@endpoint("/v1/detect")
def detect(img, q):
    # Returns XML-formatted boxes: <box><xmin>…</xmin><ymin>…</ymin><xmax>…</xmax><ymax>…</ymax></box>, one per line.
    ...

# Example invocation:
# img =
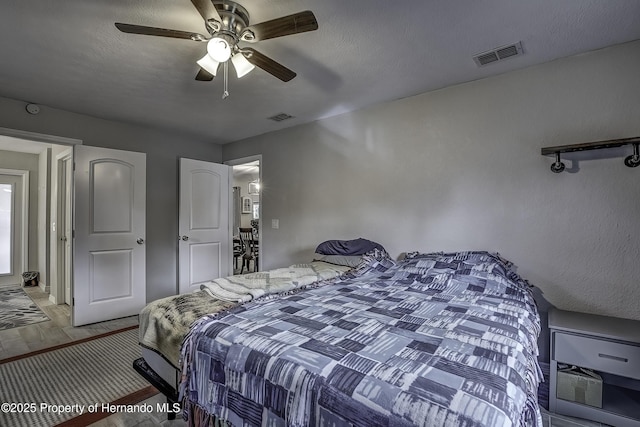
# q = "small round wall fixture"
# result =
<box><xmin>624</xmin><ymin>143</ymin><xmax>640</xmax><ymax>168</ymax></box>
<box><xmin>25</xmin><ymin>103</ymin><xmax>40</xmax><ymax>115</ymax></box>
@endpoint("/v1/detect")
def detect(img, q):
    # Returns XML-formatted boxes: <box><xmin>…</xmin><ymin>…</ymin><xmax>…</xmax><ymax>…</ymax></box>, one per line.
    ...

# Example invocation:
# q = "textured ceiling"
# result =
<box><xmin>1</xmin><ymin>0</ymin><xmax>640</xmax><ymax>145</ymax></box>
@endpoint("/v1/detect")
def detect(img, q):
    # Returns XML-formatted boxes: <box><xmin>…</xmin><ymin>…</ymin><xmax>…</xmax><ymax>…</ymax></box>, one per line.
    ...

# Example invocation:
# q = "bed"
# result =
<box><xmin>178</xmin><ymin>251</ymin><xmax>543</xmax><ymax>427</ymax></box>
<box><xmin>135</xmin><ymin>257</ymin><xmax>360</xmax><ymax>408</ymax></box>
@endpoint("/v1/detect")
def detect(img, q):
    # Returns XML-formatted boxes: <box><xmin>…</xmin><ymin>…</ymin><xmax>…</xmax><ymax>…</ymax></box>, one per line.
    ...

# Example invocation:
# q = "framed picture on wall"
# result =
<box><xmin>242</xmin><ymin>197</ymin><xmax>252</xmax><ymax>213</ymax></box>
<box><xmin>248</xmin><ymin>180</ymin><xmax>260</xmax><ymax>195</ymax></box>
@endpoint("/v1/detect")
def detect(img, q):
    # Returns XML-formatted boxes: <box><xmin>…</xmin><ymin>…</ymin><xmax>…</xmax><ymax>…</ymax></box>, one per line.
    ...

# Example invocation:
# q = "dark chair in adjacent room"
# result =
<box><xmin>233</xmin><ymin>234</ymin><xmax>244</xmax><ymax>272</ymax></box>
<box><xmin>239</xmin><ymin>227</ymin><xmax>259</xmax><ymax>273</ymax></box>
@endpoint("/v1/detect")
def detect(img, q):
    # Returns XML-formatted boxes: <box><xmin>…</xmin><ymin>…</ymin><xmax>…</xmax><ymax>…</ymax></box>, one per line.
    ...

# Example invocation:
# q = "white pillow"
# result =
<box><xmin>312</xmin><ymin>253</ymin><xmax>362</xmax><ymax>267</ymax></box>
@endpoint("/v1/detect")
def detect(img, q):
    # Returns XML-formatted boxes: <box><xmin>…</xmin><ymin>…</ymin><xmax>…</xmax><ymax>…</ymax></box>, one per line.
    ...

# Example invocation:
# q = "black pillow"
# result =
<box><xmin>315</xmin><ymin>238</ymin><xmax>385</xmax><ymax>256</ymax></box>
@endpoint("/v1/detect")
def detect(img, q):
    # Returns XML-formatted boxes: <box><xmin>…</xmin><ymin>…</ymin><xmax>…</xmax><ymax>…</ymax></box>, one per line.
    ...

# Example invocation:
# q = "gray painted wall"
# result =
<box><xmin>223</xmin><ymin>40</ymin><xmax>640</xmax><ymax>324</ymax></box>
<box><xmin>0</xmin><ymin>96</ymin><xmax>221</xmax><ymax>302</ymax></box>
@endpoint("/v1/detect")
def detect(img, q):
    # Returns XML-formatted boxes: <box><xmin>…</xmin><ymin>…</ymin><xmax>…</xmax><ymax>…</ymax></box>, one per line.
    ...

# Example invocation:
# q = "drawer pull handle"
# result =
<box><xmin>598</xmin><ymin>353</ymin><xmax>628</xmax><ymax>363</ymax></box>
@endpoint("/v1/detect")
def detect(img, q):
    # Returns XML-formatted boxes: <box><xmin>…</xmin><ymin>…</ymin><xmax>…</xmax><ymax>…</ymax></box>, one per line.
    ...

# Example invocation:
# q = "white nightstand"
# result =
<box><xmin>549</xmin><ymin>308</ymin><xmax>640</xmax><ymax>427</ymax></box>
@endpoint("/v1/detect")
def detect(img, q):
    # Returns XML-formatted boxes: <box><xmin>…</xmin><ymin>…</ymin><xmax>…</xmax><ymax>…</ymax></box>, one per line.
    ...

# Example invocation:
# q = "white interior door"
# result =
<box><xmin>178</xmin><ymin>158</ymin><xmax>230</xmax><ymax>294</ymax></box>
<box><xmin>73</xmin><ymin>145</ymin><xmax>146</xmax><ymax>326</ymax></box>
<box><xmin>0</xmin><ymin>174</ymin><xmax>23</xmax><ymax>286</ymax></box>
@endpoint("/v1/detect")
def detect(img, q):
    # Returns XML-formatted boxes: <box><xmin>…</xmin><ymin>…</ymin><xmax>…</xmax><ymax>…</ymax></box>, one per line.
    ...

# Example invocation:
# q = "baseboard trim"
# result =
<box><xmin>39</xmin><ymin>281</ymin><xmax>49</xmax><ymax>293</ymax></box>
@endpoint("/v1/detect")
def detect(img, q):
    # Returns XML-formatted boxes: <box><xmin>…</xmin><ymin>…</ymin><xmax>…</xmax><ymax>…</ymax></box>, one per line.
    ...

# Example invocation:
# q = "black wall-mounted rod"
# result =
<box><xmin>541</xmin><ymin>136</ymin><xmax>640</xmax><ymax>155</ymax></box>
<box><xmin>541</xmin><ymin>136</ymin><xmax>640</xmax><ymax>172</ymax></box>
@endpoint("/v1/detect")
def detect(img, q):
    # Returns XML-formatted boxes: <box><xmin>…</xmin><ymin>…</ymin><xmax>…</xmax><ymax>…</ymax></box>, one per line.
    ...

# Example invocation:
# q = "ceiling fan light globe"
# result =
<box><xmin>231</xmin><ymin>52</ymin><xmax>255</xmax><ymax>78</ymax></box>
<box><xmin>207</xmin><ymin>37</ymin><xmax>232</xmax><ymax>62</ymax></box>
<box><xmin>196</xmin><ymin>54</ymin><xmax>220</xmax><ymax>76</ymax></box>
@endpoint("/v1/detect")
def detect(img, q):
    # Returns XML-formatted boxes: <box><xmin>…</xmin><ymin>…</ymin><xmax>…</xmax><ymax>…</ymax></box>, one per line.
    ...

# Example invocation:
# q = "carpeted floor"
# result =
<box><xmin>0</xmin><ymin>327</ymin><xmax>149</xmax><ymax>427</ymax></box>
<box><xmin>0</xmin><ymin>285</ymin><xmax>50</xmax><ymax>330</ymax></box>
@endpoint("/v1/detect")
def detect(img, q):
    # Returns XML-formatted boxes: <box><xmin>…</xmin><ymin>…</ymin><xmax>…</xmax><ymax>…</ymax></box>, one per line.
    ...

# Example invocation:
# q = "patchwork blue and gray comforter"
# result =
<box><xmin>179</xmin><ymin>251</ymin><xmax>542</xmax><ymax>427</ymax></box>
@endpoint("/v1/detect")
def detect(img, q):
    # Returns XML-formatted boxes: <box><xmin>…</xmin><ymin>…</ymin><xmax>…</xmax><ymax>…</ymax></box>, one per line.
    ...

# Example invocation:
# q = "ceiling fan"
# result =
<box><xmin>115</xmin><ymin>0</ymin><xmax>318</xmax><ymax>96</ymax></box>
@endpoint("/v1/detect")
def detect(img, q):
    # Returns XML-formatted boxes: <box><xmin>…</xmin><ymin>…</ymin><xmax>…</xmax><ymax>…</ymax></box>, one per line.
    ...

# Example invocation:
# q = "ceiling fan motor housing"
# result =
<box><xmin>212</xmin><ymin>1</ymin><xmax>250</xmax><ymax>37</ymax></box>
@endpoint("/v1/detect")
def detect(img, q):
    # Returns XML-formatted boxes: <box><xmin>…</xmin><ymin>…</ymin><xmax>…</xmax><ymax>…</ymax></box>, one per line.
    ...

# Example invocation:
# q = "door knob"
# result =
<box><xmin>137</xmin><ymin>238</ymin><xmax>145</xmax><ymax>245</ymax></box>
<box><xmin>181</xmin><ymin>235</ymin><xmax>189</xmax><ymax>241</ymax></box>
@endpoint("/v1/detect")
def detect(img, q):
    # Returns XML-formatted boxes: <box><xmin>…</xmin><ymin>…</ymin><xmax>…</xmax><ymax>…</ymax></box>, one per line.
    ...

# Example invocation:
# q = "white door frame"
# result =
<box><xmin>0</xmin><ymin>169</ymin><xmax>28</xmax><ymax>284</ymax></box>
<box><xmin>55</xmin><ymin>149</ymin><xmax>73</xmax><ymax>304</ymax></box>
<box><xmin>224</xmin><ymin>154</ymin><xmax>262</xmax><ymax>273</ymax></box>
<box><xmin>0</xmin><ymin>127</ymin><xmax>82</xmax><ymax>146</ymax></box>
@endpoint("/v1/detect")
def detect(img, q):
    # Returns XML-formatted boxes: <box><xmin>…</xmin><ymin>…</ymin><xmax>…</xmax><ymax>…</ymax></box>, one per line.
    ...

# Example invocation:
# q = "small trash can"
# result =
<box><xmin>22</xmin><ymin>271</ymin><xmax>39</xmax><ymax>287</ymax></box>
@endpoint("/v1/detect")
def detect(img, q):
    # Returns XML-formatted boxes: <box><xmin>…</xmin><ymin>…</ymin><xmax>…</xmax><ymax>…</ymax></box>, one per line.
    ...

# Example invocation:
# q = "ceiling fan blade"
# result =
<box><xmin>191</xmin><ymin>0</ymin><xmax>223</xmax><ymax>27</ymax></box>
<box><xmin>240</xmin><ymin>11</ymin><xmax>318</xmax><ymax>42</ymax></box>
<box><xmin>115</xmin><ymin>23</ymin><xmax>206</xmax><ymax>41</ymax></box>
<box><xmin>242</xmin><ymin>48</ymin><xmax>296</xmax><ymax>82</ymax></box>
<box><xmin>195</xmin><ymin>68</ymin><xmax>215</xmax><ymax>81</ymax></box>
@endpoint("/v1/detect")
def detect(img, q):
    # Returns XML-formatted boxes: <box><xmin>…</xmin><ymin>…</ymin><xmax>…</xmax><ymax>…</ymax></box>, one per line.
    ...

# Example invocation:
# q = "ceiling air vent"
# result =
<box><xmin>473</xmin><ymin>42</ymin><xmax>523</xmax><ymax>67</ymax></box>
<box><xmin>267</xmin><ymin>113</ymin><xmax>294</xmax><ymax>122</ymax></box>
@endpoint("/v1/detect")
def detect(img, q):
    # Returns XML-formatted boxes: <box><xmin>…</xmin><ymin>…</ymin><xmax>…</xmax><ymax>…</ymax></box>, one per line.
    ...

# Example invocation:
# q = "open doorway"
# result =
<box><xmin>0</xmin><ymin>131</ymin><xmax>77</xmax><ymax>324</ymax></box>
<box><xmin>226</xmin><ymin>156</ymin><xmax>261</xmax><ymax>275</ymax></box>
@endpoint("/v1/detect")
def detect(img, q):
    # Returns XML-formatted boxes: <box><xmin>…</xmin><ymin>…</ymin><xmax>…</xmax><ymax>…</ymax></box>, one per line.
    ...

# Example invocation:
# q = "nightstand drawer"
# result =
<box><xmin>555</xmin><ymin>332</ymin><xmax>640</xmax><ymax>380</ymax></box>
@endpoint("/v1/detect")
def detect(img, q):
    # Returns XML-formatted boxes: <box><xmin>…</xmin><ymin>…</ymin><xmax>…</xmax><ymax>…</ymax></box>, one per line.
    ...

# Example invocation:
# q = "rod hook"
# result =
<box><xmin>624</xmin><ymin>143</ymin><xmax>640</xmax><ymax>168</ymax></box>
<box><xmin>550</xmin><ymin>152</ymin><xmax>565</xmax><ymax>173</ymax></box>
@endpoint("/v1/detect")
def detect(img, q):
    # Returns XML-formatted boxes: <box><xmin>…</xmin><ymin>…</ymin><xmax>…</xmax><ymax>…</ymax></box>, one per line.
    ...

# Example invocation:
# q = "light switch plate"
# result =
<box><xmin>271</xmin><ymin>219</ymin><xmax>279</xmax><ymax>229</ymax></box>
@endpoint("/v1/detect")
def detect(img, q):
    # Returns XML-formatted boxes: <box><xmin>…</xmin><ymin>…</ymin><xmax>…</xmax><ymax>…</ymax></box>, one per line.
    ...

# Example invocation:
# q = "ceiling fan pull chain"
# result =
<box><xmin>222</xmin><ymin>61</ymin><xmax>230</xmax><ymax>99</ymax></box>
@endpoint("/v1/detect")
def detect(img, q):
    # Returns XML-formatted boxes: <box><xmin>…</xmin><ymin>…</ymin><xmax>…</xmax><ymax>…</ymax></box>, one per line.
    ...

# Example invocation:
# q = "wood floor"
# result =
<box><xmin>0</xmin><ymin>285</ymin><xmax>138</xmax><ymax>360</ymax></box>
<box><xmin>1</xmin><ymin>285</ymin><xmax>605</xmax><ymax>427</ymax></box>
